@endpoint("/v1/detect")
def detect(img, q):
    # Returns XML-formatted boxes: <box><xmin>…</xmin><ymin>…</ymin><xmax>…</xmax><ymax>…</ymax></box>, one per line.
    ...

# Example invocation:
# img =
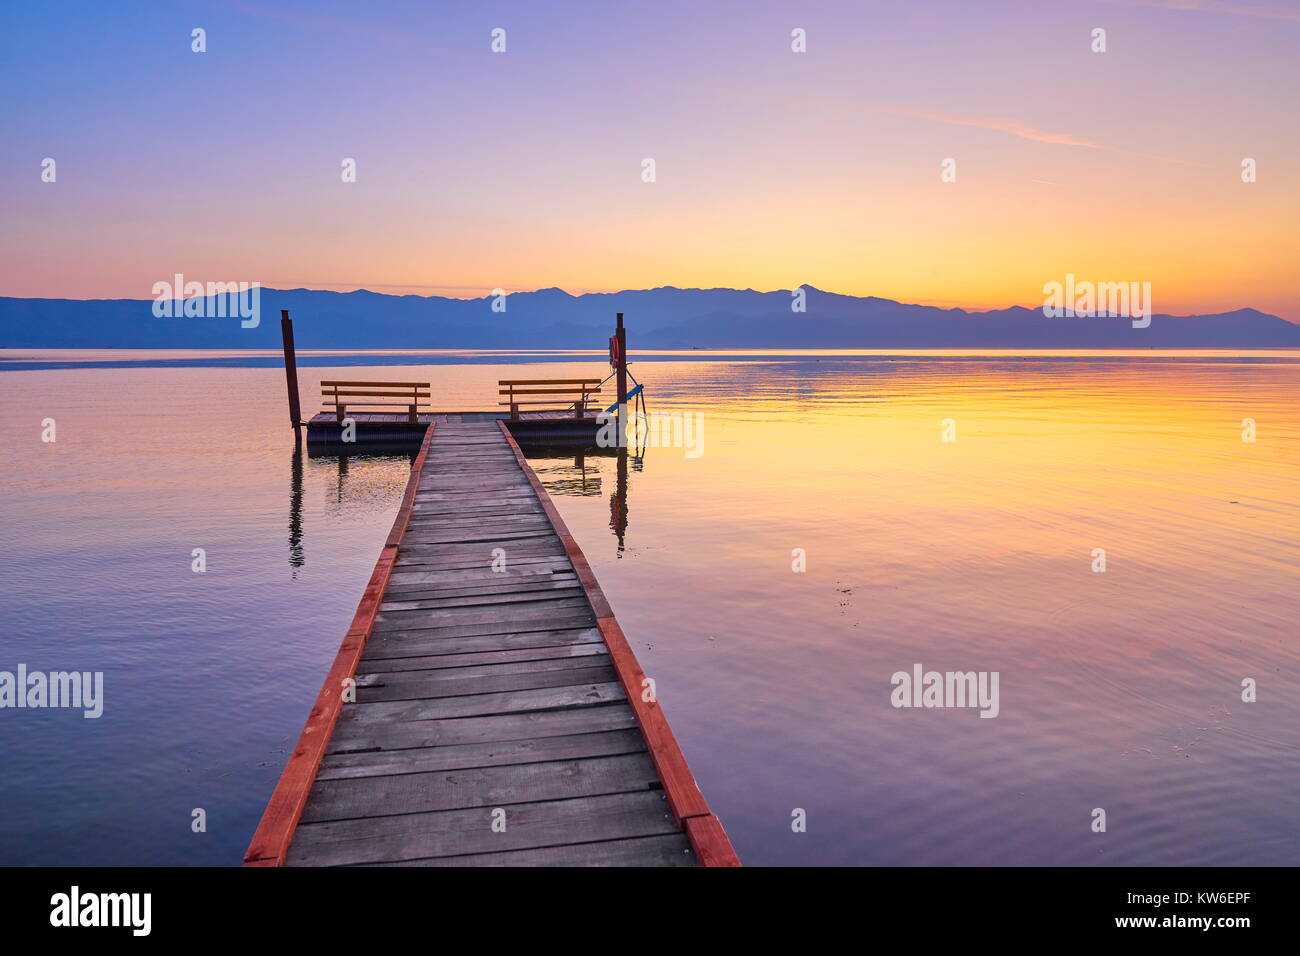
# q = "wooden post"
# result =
<box><xmin>615</xmin><ymin>312</ymin><xmax>628</xmax><ymax>445</ymax></box>
<box><xmin>281</xmin><ymin>310</ymin><xmax>303</xmax><ymax>440</ymax></box>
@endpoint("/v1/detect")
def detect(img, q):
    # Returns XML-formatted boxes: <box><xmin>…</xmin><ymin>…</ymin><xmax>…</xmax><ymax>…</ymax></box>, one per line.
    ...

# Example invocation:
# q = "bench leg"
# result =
<box><xmin>574</xmin><ymin>400</ymin><xmax>584</xmax><ymax>420</ymax></box>
<box><xmin>511</xmin><ymin>403</ymin><xmax>519</xmax><ymax>421</ymax></box>
<box><xmin>408</xmin><ymin>404</ymin><xmax>416</xmax><ymax>423</ymax></box>
<box><xmin>336</xmin><ymin>404</ymin><xmax>346</xmax><ymax>424</ymax></box>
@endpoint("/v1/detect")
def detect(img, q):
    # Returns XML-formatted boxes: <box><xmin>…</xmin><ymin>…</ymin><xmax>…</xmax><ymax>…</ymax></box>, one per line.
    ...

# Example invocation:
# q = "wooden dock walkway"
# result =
<box><xmin>246</xmin><ymin>420</ymin><xmax>737</xmax><ymax>867</ymax></box>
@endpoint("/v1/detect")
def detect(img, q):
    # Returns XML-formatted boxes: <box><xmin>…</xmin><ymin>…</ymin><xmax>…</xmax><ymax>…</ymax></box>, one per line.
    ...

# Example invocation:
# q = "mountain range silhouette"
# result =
<box><xmin>3</xmin><ymin>285</ymin><xmax>1297</xmax><ymax>348</ymax></box>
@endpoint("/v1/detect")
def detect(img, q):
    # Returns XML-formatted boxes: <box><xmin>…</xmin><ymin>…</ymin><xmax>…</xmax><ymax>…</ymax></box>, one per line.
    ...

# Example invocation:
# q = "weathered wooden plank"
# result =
<box><xmin>399</xmin><ymin>535</ymin><xmax>564</xmax><ymax>552</ymax></box>
<box><xmin>407</xmin><ymin>503</ymin><xmax>543</xmax><ymax>518</ymax></box>
<box><xmin>404</xmin><ymin>522</ymin><xmax>557</xmax><ymax>536</ymax></box>
<box><xmin>316</xmin><ymin>728</ymin><xmax>647</xmax><ymax>781</ymax></box>
<box><xmin>424</xmin><ymin>448</ymin><xmax>516</xmax><ymax>457</ymax></box>
<box><xmin>402</xmin><ymin>533</ymin><xmax>557</xmax><ymax>549</ymax></box>
<box><xmin>421</xmin><ymin>454</ymin><xmax>517</xmax><ymax>463</ymax></box>
<box><xmin>373</xmin><ymin>596</ymin><xmax>593</xmax><ymax>629</ymax></box>
<box><xmin>392</xmin><ymin>554</ymin><xmax>570</xmax><ymax>574</ymax></box>
<box><xmin>413</xmin><ymin>491</ymin><xmax>537</xmax><ymax>504</ymax></box>
<box><xmin>419</xmin><ymin>464</ymin><xmax>519</xmax><ymax>472</ymax></box>
<box><xmin>399</xmin><ymin>542</ymin><xmax>563</xmax><ymax>556</ymax></box>
<box><xmin>401</xmin><ymin>534</ymin><xmax>562</xmax><ymax>547</ymax></box>
<box><xmin>369</xmin><ymin>613</ymin><xmax>598</xmax><ymax>641</ymax></box>
<box><xmin>417</xmin><ymin>486</ymin><xmax>532</xmax><ymax>496</ymax></box>
<box><xmin>361</xmin><ymin>626</ymin><xmax>604</xmax><ymax>661</ymax></box>
<box><xmin>356</xmin><ymin>651</ymin><xmax>609</xmax><ymax>683</ymax></box>
<box><xmin>395</xmin><ymin>550</ymin><xmax>568</xmax><ymax>570</ymax></box>
<box><xmin>359</xmin><ymin>642</ymin><xmax>607</xmax><ymax>673</ymax></box>
<box><xmin>402</xmin><ymin>529</ymin><xmax>557</xmax><ymax>546</ymax></box>
<box><xmin>341</xmin><ymin>681</ymin><xmax>627</xmax><ymax>724</ymax></box>
<box><xmin>417</xmin><ymin>466</ymin><xmax>526</xmax><ymax>475</ymax></box>
<box><xmin>356</xmin><ymin>656</ymin><xmax>612</xmax><ymax>691</ymax></box>
<box><xmin>417</xmin><ymin>483</ymin><xmax>528</xmax><ymax>491</ymax></box>
<box><xmin>328</xmin><ymin>702</ymin><xmax>639</xmax><ymax>753</ymax></box>
<box><xmin>415</xmin><ymin>488</ymin><xmax>533</xmax><ymax>499</ymax></box>
<box><xmin>300</xmin><ymin>752</ymin><xmax>662</xmax><ymax>822</ymax></box>
<box><xmin>354</xmin><ymin>662</ymin><xmax>617</xmax><ymax>703</ymax></box>
<box><xmin>372</xmin><ymin>833</ymin><xmax>695</xmax><ymax>867</ymax></box>
<box><xmin>384</xmin><ymin>574</ymin><xmax>578</xmax><ymax>599</ymax></box>
<box><xmin>420</xmin><ymin>475</ymin><xmax>528</xmax><ymax>486</ymax></box>
<box><xmin>286</xmin><ymin>791</ymin><xmax>676</xmax><ymax>867</ymax></box>
<box><xmin>379</xmin><ymin>586</ymin><xmax>584</xmax><ymax>612</ymax></box>
<box><xmin>410</xmin><ymin>507</ymin><xmax>542</xmax><ymax>520</ymax></box>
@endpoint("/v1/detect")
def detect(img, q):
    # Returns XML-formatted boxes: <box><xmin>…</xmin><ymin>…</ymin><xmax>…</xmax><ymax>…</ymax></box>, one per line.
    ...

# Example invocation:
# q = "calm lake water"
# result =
<box><xmin>1</xmin><ymin>349</ymin><xmax>1297</xmax><ymax>866</ymax></box>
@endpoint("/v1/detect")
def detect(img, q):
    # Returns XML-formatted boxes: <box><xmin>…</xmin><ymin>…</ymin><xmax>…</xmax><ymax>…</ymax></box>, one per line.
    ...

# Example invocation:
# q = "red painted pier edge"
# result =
<box><xmin>497</xmin><ymin>421</ymin><xmax>741</xmax><ymax>867</ymax></box>
<box><xmin>243</xmin><ymin>426</ymin><xmax>436</xmax><ymax>866</ymax></box>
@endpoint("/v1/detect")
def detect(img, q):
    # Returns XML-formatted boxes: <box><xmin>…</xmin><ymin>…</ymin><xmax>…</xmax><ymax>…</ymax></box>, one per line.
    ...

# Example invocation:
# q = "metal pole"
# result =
<box><xmin>615</xmin><ymin>312</ymin><xmax>628</xmax><ymax>446</ymax></box>
<box><xmin>281</xmin><ymin>309</ymin><xmax>303</xmax><ymax>442</ymax></box>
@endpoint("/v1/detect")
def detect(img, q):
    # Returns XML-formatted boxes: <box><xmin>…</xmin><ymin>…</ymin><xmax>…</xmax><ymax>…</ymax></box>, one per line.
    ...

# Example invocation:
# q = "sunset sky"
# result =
<box><xmin>3</xmin><ymin>0</ymin><xmax>1298</xmax><ymax>320</ymax></box>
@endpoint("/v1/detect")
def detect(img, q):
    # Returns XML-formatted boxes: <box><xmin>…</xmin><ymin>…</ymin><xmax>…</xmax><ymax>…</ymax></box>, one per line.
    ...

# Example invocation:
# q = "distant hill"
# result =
<box><xmin>2</xmin><ymin>286</ymin><xmax>1298</xmax><ymax>349</ymax></box>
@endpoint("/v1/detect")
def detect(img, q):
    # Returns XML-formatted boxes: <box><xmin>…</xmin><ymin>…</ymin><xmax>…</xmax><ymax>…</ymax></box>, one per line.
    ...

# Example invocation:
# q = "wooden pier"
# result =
<box><xmin>245</xmin><ymin>419</ymin><xmax>738</xmax><ymax>867</ymax></box>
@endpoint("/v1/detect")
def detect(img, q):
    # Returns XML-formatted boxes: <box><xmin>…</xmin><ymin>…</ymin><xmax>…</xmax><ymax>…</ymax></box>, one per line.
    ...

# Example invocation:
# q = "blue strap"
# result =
<box><xmin>604</xmin><ymin>383</ymin><xmax>643</xmax><ymax>413</ymax></box>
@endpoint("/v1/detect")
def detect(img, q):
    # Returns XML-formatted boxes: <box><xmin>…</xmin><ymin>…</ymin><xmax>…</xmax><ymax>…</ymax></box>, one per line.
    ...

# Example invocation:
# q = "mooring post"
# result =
<box><xmin>281</xmin><ymin>309</ymin><xmax>303</xmax><ymax>442</ymax></box>
<box><xmin>615</xmin><ymin>312</ymin><xmax>628</xmax><ymax>446</ymax></box>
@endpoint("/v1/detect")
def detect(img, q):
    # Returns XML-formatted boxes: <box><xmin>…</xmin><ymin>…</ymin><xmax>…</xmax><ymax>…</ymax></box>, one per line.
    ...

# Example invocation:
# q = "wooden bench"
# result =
<box><xmin>321</xmin><ymin>380</ymin><xmax>430</xmax><ymax>423</ymax></box>
<box><xmin>499</xmin><ymin>379</ymin><xmax>602</xmax><ymax>420</ymax></box>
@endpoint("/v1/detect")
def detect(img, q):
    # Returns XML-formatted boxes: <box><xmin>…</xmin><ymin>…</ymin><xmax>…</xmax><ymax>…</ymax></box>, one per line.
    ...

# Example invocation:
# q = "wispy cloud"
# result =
<box><xmin>788</xmin><ymin>95</ymin><xmax>1205</xmax><ymax>167</ymax></box>
<box><xmin>785</xmin><ymin>93</ymin><xmax>1102</xmax><ymax>148</ymax></box>
<box><xmin>860</xmin><ymin>102</ymin><xmax>1101</xmax><ymax>148</ymax></box>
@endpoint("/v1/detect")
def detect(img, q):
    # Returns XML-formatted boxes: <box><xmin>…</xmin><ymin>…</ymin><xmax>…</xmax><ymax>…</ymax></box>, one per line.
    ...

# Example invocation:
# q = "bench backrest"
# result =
<box><xmin>498</xmin><ymin>379</ymin><xmax>603</xmax><ymax>419</ymax></box>
<box><xmin>320</xmin><ymin>380</ymin><xmax>431</xmax><ymax>421</ymax></box>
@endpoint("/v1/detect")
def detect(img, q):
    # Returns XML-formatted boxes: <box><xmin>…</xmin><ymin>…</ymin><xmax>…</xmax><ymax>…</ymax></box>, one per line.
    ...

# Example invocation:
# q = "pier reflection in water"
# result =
<box><xmin>288</xmin><ymin>446</ymin><xmax>305</xmax><ymax>572</ymax></box>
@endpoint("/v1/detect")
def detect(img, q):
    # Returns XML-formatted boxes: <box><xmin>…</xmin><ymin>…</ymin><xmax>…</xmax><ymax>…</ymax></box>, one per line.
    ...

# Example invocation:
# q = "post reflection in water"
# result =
<box><xmin>288</xmin><ymin>446</ymin><xmax>305</xmax><ymax>572</ymax></box>
<box><xmin>609</xmin><ymin>445</ymin><xmax>629</xmax><ymax>553</ymax></box>
<box><xmin>521</xmin><ymin>441</ymin><xmax>639</xmax><ymax>555</ymax></box>
<box><xmin>289</xmin><ymin>447</ymin><xmax>420</xmax><ymax>573</ymax></box>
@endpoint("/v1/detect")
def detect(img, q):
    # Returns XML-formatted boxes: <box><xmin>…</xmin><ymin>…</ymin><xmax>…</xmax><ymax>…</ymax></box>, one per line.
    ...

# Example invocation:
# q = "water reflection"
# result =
<box><xmin>288</xmin><ymin>446</ymin><xmax>305</xmax><ymax>573</ymax></box>
<box><xmin>610</xmin><ymin>447</ymin><xmax>628</xmax><ymax>552</ymax></box>
<box><xmin>519</xmin><ymin>442</ymin><xmax>639</xmax><ymax>553</ymax></box>
<box><xmin>287</xmin><ymin>450</ymin><xmax>418</xmax><ymax>572</ymax></box>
